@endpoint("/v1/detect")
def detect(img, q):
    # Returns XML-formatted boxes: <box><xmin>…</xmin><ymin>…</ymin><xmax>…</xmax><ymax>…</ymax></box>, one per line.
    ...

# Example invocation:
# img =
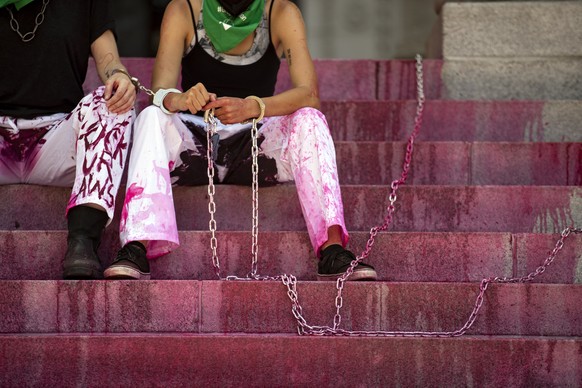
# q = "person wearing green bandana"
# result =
<box><xmin>0</xmin><ymin>0</ymin><xmax>137</xmax><ymax>279</ymax></box>
<box><xmin>104</xmin><ymin>0</ymin><xmax>378</xmax><ymax>282</ymax></box>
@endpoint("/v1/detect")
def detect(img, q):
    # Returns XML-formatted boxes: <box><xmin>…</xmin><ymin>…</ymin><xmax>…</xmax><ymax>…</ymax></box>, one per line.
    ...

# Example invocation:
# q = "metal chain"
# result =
<box><xmin>204</xmin><ymin>110</ymin><xmax>221</xmax><ymax>279</ymax></box>
<box><xmin>7</xmin><ymin>0</ymin><xmax>50</xmax><ymax>42</ymax></box>
<box><xmin>203</xmin><ymin>54</ymin><xmax>581</xmax><ymax>337</ymax></box>
<box><xmin>284</xmin><ymin>226</ymin><xmax>581</xmax><ymax>337</ymax></box>
<box><xmin>279</xmin><ymin>55</ymin><xmax>581</xmax><ymax>337</ymax></box>
<box><xmin>110</xmin><ymin>69</ymin><xmax>155</xmax><ymax>97</ymax></box>
<box><xmin>205</xmin><ymin>109</ymin><xmax>274</xmax><ymax>281</ymax></box>
<box><xmin>280</xmin><ymin>54</ymin><xmax>426</xmax><ymax>335</ymax></box>
<box><xmin>135</xmin><ymin>82</ymin><xmax>154</xmax><ymax>97</ymax></box>
<box><xmin>249</xmin><ymin>117</ymin><xmax>260</xmax><ymax>278</ymax></box>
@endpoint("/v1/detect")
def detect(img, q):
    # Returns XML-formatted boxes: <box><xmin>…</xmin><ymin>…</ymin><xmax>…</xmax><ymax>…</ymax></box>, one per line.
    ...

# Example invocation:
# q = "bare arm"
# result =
<box><xmin>90</xmin><ymin>30</ymin><xmax>136</xmax><ymax>114</ymax></box>
<box><xmin>205</xmin><ymin>0</ymin><xmax>319</xmax><ymax>124</ymax></box>
<box><xmin>265</xmin><ymin>0</ymin><xmax>320</xmax><ymax>113</ymax></box>
<box><xmin>152</xmin><ymin>0</ymin><xmax>215</xmax><ymax>114</ymax></box>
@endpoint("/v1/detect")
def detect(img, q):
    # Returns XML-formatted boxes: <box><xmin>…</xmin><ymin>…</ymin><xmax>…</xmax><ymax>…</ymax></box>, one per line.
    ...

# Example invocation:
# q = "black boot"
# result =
<box><xmin>63</xmin><ymin>206</ymin><xmax>109</xmax><ymax>280</ymax></box>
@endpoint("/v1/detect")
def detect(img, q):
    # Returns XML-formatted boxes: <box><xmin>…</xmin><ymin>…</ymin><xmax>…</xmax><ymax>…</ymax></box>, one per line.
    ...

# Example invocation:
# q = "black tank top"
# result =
<box><xmin>181</xmin><ymin>0</ymin><xmax>280</xmax><ymax>98</ymax></box>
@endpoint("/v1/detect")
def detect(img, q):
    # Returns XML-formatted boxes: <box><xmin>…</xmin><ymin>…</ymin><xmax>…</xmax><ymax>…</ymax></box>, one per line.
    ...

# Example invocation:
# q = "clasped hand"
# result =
<box><xmin>176</xmin><ymin>83</ymin><xmax>261</xmax><ymax>124</ymax></box>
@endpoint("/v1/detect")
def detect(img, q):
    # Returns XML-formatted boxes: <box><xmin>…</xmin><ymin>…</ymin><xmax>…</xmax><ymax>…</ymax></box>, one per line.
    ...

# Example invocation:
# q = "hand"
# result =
<box><xmin>204</xmin><ymin>97</ymin><xmax>261</xmax><ymax>125</ymax></box>
<box><xmin>104</xmin><ymin>72</ymin><xmax>137</xmax><ymax>114</ymax></box>
<box><xmin>174</xmin><ymin>83</ymin><xmax>216</xmax><ymax>114</ymax></box>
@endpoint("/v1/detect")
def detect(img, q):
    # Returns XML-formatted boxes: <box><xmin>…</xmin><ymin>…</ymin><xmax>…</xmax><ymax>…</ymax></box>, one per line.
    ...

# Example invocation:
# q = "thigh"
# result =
<box><xmin>173</xmin><ymin>115</ymin><xmax>281</xmax><ymax>187</ymax></box>
<box><xmin>24</xmin><ymin>114</ymin><xmax>76</xmax><ymax>186</ymax></box>
<box><xmin>218</xmin><ymin>125</ymin><xmax>280</xmax><ymax>186</ymax></box>
<box><xmin>169</xmin><ymin>114</ymin><xmax>212</xmax><ymax>186</ymax></box>
<box><xmin>0</xmin><ymin>115</ymin><xmax>66</xmax><ymax>185</ymax></box>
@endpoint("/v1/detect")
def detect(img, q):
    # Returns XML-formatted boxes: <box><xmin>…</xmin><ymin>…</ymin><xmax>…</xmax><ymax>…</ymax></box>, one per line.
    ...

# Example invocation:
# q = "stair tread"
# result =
<box><xmin>2</xmin><ymin>332</ymin><xmax>581</xmax><ymax>387</ymax></box>
<box><xmin>2</xmin><ymin>280</ymin><xmax>580</xmax><ymax>336</ymax></box>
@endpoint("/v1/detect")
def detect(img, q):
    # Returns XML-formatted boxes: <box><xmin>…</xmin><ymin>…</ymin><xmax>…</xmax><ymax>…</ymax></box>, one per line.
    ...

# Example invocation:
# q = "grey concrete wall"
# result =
<box><xmin>303</xmin><ymin>0</ymin><xmax>438</xmax><ymax>59</ymax></box>
<box><xmin>443</xmin><ymin>1</ymin><xmax>582</xmax><ymax>58</ymax></box>
<box><xmin>441</xmin><ymin>1</ymin><xmax>582</xmax><ymax>100</ymax></box>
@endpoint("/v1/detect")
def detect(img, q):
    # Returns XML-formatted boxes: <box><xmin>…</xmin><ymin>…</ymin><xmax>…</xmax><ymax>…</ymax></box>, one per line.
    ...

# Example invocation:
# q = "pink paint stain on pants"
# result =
<box><xmin>121</xmin><ymin>105</ymin><xmax>348</xmax><ymax>260</ymax></box>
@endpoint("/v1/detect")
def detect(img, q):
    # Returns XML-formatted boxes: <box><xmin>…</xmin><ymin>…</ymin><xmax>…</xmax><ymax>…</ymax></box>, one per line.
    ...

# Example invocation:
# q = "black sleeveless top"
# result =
<box><xmin>181</xmin><ymin>0</ymin><xmax>281</xmax><ymax>99</ymax></box>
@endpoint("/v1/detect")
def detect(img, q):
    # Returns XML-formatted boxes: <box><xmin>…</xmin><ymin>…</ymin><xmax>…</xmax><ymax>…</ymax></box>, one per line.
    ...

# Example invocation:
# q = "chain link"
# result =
<box><xmin>136</xmin><ymin>83</ymin><xmax>155</xmax><ymax>97</ymax></box>
<box><xmin>203</xmin><ymin>54</ymin><xmax>581</xmax><ymax>337</ymax></box>
<box><xmin>204</xmin><ymin>110</ymin><xmax>221</xmax><ymax>279</ymax></box>
<box><xmin>249</xmin><ymin>118</ymin><xmax>260</xmax><ymax>277</ymax></box>
<box><xmin>7</xmin><ymin>0</ymin><xmax>49</xmax><ymax>42</ymax></box>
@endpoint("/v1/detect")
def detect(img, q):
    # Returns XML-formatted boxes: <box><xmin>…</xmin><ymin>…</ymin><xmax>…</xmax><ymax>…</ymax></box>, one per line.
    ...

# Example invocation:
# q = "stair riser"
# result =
<box><xmin>1</xmin><ymin>335</ymin><xmax>581</xmax><ymax>387</ymax></box>
<box><xmin>85</xmin><ymin>59</ymin><xmax>445</xmax><ymax>104</ymax></box>
<box><xmin>2</xmin><ymin>232</ymin><xmax>580</xmax><ymax>283</ymax></box>
<box><xmin>336</xmin><ymin>142</ymin><xmax>582</xmax><ymax>185</ymax></box>
<box><xmin>2</xmin><ymin>186</ymin><xmax>580</xmax><ymax>233</ymax></box>
<box><xmin>1</xmin><ymin>281</ymin><xmax>581</xmax><ymax>336</ymax></box>
<box><xmin>443</xmin><ymin>59</ymin><xmax>582</xmax><ymax>100</ymax></box>
<box><xmin>321</xmin><ymin>101</ymin><xmax>582</xmax><ymax>142</ymax></box>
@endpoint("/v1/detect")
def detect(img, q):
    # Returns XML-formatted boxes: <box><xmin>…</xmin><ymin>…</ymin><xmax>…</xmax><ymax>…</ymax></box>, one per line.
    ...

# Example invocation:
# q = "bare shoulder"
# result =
<box><xmin>270</xmin><ymin>0</ymin><xmax>303</xmax><ymax>22</ymax></box>
<box><xmin>161</xmin><ymin>0</ymin><xmax>199</xmax><ymax>37</ymax></box>
<box><xmin>164</xmin><ymin>0</ymin><xmax>190</xmax><ymax>20</ymax></box>
<box><xmin>270</xmin><ymin>0</ymin><xmax>306</xmax><ymax>50</ymax></box>
<box><xmin>163</xmin><ymin>0</ymin><xmax>202</xmax><ymax>24</ymax></box>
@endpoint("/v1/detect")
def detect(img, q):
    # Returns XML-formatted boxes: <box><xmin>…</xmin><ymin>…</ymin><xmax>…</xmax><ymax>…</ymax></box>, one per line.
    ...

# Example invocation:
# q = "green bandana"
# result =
<box><xmin>203</xmin><ymin>0</ymin><xmax>264</xmax><ymax>53</ymax></box>
<box><xmin>0</xmin><ymin>0</ymin><xmax>35</xmax><ymax>10</ymax></box>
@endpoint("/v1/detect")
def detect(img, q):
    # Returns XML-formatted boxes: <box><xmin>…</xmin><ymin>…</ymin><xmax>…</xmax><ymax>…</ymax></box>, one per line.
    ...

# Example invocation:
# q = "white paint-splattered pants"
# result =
<box><xmin>121</xmin><ymin>106</ymin><xmax>348</xmax><ymax>259</ymax></box>
<box><xmin>0</xmin><ymin>87</ymin><xmax>134</xmax><ymax>222</ymax></box>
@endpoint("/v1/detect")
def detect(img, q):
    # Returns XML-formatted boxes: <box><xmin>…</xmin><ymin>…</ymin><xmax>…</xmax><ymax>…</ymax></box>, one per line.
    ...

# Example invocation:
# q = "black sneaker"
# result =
<box><xmin>317</xmin><ymin>244</ymin><xmax>378</xmax><ymax>281</ymax></box>
<box><xmin>104</xmin><ymin>242</ymin><xmax>150</xmax><ymax>280</ymax></box>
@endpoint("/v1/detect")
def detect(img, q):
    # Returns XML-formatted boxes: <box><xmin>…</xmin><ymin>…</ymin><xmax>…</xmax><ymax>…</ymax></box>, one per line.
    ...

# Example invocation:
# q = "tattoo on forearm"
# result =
<box><xmin>287</xmin><ymin>49</ymin><xmax>292</xmax><ymax>66</ymax></box>
<box><xmin>99</xmin><ymin>53</ymin><xmax>115</xmax><ymax>78</ymax></box>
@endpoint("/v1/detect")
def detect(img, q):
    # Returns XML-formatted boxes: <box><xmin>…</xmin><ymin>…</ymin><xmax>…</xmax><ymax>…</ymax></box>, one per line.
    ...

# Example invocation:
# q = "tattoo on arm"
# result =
<box><xmin>287</xmin><ymin>49</ymin><xmax>292</xmax><ymax>67</ymax></box>
<box><xmin>98</xmin><ymin>53</ymin><xmax>115</xmax><ymax>78</ymax></box>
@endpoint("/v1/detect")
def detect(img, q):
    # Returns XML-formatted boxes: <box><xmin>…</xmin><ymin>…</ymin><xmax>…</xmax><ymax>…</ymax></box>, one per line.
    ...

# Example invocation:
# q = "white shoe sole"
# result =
<box><xmin>104</xmin><ymin>265</ymin><xmax>151</xmax><ymax>280</ymax></box>
<box><xmin>317</xmin><ymin>267</ymin><xmax>378</xmax><ymax>281</ymax></box>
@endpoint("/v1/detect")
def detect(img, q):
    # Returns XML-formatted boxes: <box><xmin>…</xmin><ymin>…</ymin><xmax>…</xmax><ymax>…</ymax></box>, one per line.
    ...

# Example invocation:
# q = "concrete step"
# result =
<box><xmin>1</xmin><ymin>333</ymin><xmax>581</xmax><ymax>387</ymax></box>
<box><xmin>335</xmin><ymin>141</ymin><xmax>582</xmax><ymax>185</ymax></box>
<box><xmin>1</xmin><ymin>280</ymin><xmax>581</xmax><ymax>336</ymax></box>
<box><xmin>442</xmin><ymin>59</ymin><xmax>582</xmax><ymax>100</ymax></box>
<box><xmin>2</xmin><ymin>185</ymin><xmax>580</xmax><ymax>233</ymax></box>
<box><xmin>2</xmin><ymin>231</ymin><xmax>580</xmax><ymax>283</ymax></box>
<box><xmin>321</xmin><ymin>100</ymin><xmax>582</xmax><ymax>142</ymax></box>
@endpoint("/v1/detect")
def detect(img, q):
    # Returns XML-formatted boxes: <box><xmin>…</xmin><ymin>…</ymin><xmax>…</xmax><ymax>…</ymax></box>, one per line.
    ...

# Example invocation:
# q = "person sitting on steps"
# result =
<box><xmin>0</xmin><ymin>0</ymin><xmax>137</xmax><ymax>280</ymax></box>
<box><xmin>103</xmin><ymin>0</ymin><xmax>378</xmax><ymax>281</ymax></box>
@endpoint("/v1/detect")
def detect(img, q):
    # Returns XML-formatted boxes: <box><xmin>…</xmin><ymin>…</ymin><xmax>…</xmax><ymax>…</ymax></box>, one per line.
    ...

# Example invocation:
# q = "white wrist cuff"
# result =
<box><xmin>153</xmin><ymin>88</ymin><xmax>181</xmax><ymax>114</ymax></box>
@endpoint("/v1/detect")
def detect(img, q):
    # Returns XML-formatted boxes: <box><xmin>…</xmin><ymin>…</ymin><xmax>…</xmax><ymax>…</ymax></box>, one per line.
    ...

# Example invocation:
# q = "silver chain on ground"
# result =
<box><xmin>280</xmin><ymin>54</ymin><xmax>427</xmax><ymax>335</ymax></box>
<box><xmin>7</xmin><ymin>0</ymin><xmax>50</xmax><ymax>42</ymax></box>
<box><xmin>203</xmin><ymin>54</ymin><xmax>581</xmax><ymax>336</ymax></box>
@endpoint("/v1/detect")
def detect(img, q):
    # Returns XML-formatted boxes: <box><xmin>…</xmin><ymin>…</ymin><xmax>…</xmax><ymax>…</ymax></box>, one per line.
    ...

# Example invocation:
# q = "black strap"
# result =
<box><xmin>268</xmin><ymin>0</ymin><xmax>275</xmax><ymax>44</ymax></box>
<box><xmin>186</xmin><ymin>0</ymin><xmax>198</xmax><ymax>43</ymax></box>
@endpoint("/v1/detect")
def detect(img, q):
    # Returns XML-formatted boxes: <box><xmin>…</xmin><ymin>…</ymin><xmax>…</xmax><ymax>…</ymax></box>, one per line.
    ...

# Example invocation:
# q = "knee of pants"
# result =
<box><xmin>287</xmin><ymin>107</ymin><xmax>332</xmax><ymax>142</ymax></box>
<box><xmin>133</xmin><ymin>105</ymin><xmax>170</xmax><ymax>140</ymax></box>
